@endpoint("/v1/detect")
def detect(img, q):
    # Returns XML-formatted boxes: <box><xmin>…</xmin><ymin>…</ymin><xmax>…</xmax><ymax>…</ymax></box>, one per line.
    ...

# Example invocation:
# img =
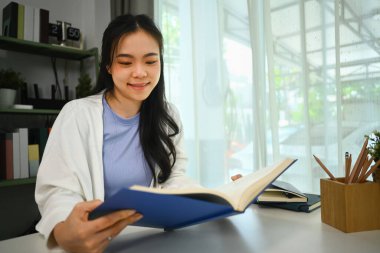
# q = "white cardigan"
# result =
<box><xmin>35</xmin><ymin>93</ymin><xmax>195</xmax><ymax>238</ymax></box>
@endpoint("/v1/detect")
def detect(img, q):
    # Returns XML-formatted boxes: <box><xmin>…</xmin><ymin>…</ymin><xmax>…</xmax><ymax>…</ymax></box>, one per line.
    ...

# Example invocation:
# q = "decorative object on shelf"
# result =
<box><xmin>12</xmin><ymin>104</ymin><xmax>33</xmax><ymax>110</ymax></box>
<box><xmin>0</xmin><ymin>68</ymin><xmax>24</xmax><ymax>108</ymax></box>
<box><xmin>17</xmin><ymin>82</ymin><xmax>68</xmax><ymax>110</ymax></box>
<box><xmin>76</xmin><ymin>73</ymin><xmax>92</xmax><ymax>98</ymax></box>
<box><xmin>48</xmin><ymin>21</ymin><xmax>82</xmax><ymax>49</ymax></box>
<box><xmin>366</xmin><ymin>130</ymin><xmax>380</xmax><ymax>182</ymax></box>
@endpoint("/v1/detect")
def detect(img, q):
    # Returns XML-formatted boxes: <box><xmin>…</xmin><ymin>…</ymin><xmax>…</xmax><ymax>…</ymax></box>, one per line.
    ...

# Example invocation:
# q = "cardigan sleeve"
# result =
<box><xmin>34</xmin><ymin>100</ymin><xmax>99</xmax><ymax>239</ymax></box>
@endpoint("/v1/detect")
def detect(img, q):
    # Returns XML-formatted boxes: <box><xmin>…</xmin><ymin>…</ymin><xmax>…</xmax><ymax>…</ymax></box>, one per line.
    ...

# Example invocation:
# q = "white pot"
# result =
<box><xmin>0</xmin><ymin>88</ymin><xmax>17</xmax><ymax>108</ymax></box>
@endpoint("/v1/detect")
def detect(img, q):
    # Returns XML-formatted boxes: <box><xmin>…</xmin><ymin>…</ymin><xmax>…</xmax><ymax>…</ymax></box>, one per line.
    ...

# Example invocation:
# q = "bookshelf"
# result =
<box><xmin>0</xmin><ymin>36</ymin><xmax>98</xmax><ymax>184</ymax></box>
<box><xmin>0</xmin><ymin>35</ymin><xmax>99</xmax><ymax>74</ymax></box>
<box><xmin>0</xmin><ymin>36</ymin><xmax>100</xmax><ymax>239</ymax></box>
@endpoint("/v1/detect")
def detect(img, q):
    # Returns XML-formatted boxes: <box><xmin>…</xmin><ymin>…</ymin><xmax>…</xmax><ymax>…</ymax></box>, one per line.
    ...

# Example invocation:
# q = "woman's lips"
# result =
<box><xmin>128</xmin><ymin>82</ymin><xmax>150</xmax><ymax>90</ymax></box>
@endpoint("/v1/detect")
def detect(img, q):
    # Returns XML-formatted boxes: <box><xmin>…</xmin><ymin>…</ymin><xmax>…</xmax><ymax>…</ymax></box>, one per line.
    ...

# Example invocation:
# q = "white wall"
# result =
<box><xmin>0</xmin><ymin>0</ymin><xmax>110</xmax><ymax>100</ymax></box>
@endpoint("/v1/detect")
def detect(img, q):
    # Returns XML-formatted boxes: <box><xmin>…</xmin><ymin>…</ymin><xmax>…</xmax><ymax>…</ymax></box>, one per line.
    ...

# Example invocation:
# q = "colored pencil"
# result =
<box><xmin>313</xmin><ymin>155</ymin><xmax>336</xmax><ymax>180</ymax></box>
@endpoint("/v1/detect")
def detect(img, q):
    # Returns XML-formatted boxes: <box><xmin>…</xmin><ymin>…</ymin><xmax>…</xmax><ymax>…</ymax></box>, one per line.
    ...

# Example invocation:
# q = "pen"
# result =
<box><xmin>313</xmin><ymin>155</ymin><xmax>336</xmax><ymax>181</ymax></box>
<box><xmin>345</xmin><ymin>152</ymin><xmax>350</xmax><ymax>183</ymax></box>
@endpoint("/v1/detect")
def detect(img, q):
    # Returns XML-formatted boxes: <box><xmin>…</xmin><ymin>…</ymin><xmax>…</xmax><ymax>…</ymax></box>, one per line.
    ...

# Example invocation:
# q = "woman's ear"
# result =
<box><xmin>106</xmin><ymin>65</ymin><xmax>111</xmax><ymax>75</ymax></box>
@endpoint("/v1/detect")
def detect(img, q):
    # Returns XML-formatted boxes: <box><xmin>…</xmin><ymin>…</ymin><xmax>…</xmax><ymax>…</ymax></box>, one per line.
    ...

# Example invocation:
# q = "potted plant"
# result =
<box><xmin>75</xmin><ymin>73</ymin><xmax>92</xmax><ymax>98</ymax></box>
<box><xmin>366</xmin><ymin>130</ymin><xmax>380</xmax><ymax>182</ymax></box>
<box><xmin>0</xmin><ymin>68</ymin><xmax>24</xmax><ymax>108</ymax></box>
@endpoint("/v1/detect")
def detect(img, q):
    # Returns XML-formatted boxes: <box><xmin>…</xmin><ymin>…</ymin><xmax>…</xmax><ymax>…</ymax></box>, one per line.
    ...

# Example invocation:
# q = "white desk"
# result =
<box><xmin>1</xmin><ymin>205</ymin><xmax>379</xmax><ymax>253</ymax></box>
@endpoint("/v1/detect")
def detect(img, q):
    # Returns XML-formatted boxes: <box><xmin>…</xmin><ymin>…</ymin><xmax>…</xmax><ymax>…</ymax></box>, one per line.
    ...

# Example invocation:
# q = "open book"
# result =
<box><xmin>89</xmin><ymin>158</ymin><xmax>297</xmax><ymax>230</ymax></box>
<box><xmin>256</xmin><ymin>180</ymin><xmax>307</xmax><ymax>203</ymax></box>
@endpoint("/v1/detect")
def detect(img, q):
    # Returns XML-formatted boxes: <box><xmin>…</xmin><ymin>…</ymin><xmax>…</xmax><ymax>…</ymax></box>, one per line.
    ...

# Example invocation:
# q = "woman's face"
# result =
<box><xmin>108</xmin><ymin>30</ymin><xmax>161</xmax><ymax>105</ymax></box>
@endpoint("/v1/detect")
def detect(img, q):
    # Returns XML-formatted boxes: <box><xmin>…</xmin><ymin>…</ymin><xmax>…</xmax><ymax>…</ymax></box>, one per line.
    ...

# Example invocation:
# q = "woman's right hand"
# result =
<box><xmin>53</xmin><ymin>199</ymin><xmax>143</xmax><ymax>253</ymax></box>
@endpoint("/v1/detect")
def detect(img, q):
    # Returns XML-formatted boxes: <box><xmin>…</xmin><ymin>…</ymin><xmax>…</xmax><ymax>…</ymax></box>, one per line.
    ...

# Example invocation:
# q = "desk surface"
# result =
<box><xmin>1</xmin><ymin>205</ymin><xmax>379</xmax><ymax>253</ymax></box>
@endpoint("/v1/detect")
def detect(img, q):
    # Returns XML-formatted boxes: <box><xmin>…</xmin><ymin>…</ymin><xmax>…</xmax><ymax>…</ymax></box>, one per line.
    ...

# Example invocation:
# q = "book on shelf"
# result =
<box><xmin>2</xmin><ymin>2</ymin><xmax>18</xmax><ymax>38</ymax></box>
<box><xmin>33</xmin><ymin>7</ymin><xmax>49</xmax><ymax>43</ymax></box>
<box><xmin>29</xmin><ymin>128</ymin><xmax>48</xmax><ymax>161</ymax></box>
<box><xmin>0</xmin><ymin>133</ymin><xmax>7</xmax><ymax>179</ymax></box>
<box><xmin>18</xmin><ymin>128</ymin><xmax>29</xmax><ymax>179</ymax></box>
<box><xmin>257</xmin><ymin>193</ymin><xmax>321</xmax><ymax>213</ymax></box>
<box><xmin>256</xmin><ymin>180</ymin><xmax>307</xmax><ymax>203</ymax></box>
<box><xmin>89</xmin><ymin>158</ymin><xmax>297</xmax><ymax>230</ymax></box>
<box><xmin>0</xmin><ymin>133</ymin><xmax>15</xmax><ymax>180</ymax></box>
<box><xmin>12</xmin><ymin>132</ymin><xmax>21</xmax><ymax>179</ymax></box>
<box><xmin>17</xmin><ymin>3</ymin><xmax>24</xmax><ymax>40</ymax></box>
<box><xmin>5</xmin><ymin>133</ymin><xmax>14</xmax><ymax>179</ymax></box>
<box><xmin>39</xmin><ymin>9</ymin><xmax>49</xmax><ymax>43</ymax></box>
<box><xmin>33</xmin><ymin>7</ymin><xmax>39</xmax><ymax>42</ymax></box>
<box><xmin>0</xmin><ymin>128</ymin><xmax>50</xmax><ymax>180</ymax></box>
<box><xmin>24</xmin><ymin>4</ymin><xmax>34</xmax><ymax>41</ymax></box>
<box><xmin>28</xmin><ymin>144</ymin><xmax>39</xmax><ymax>177</ymax></box>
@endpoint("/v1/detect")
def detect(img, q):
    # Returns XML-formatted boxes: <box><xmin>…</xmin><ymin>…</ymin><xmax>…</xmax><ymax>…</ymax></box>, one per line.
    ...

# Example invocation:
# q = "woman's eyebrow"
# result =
<box><xmin>116</xmin><ymin>52</ymin><xmax>159</xmax><ymax>58</ymax></box>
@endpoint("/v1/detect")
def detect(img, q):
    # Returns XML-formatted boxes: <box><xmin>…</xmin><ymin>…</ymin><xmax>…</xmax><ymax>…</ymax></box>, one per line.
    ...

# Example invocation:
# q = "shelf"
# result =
<box><xmin>0</xmin><ymin>177</ymin><xmax>36</xmax><ymax>187</ymax></box>
<box><xmin>0</xmin><ymin>35</ymin><xmax>98</xmax><ymax>60</ymax></box>
<box><xmin>0</xmin><ymin>108</ymin><xmax>60</xmax><ymax>115</ymax></box>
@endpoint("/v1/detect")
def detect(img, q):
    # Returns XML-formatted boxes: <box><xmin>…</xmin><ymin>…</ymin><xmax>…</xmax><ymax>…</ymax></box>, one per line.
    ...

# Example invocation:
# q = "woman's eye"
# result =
<box><xmin>119</xmin><ymin>62</ymin><xmax>132</xmax><ymax>65</ymax></box>
<box><xmin>146</xmin><ymin>61</ymin><xmax>157</xmax><ymax>65</ymax></box>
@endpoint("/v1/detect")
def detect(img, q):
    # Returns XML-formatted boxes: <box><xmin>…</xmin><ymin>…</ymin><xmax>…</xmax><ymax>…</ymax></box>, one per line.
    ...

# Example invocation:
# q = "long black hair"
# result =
<box><xmin>92</xmin><ymin>14</ymin><xmax>179</xmax><ymax>185</ymax></box>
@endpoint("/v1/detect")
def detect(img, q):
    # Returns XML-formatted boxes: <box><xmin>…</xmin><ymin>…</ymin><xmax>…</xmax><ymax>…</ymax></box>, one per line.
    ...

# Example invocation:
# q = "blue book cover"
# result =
<box><xmin>90</xmin><ymin>188</ymin><xmax>238</xmax><ymax>230</ymax></box>
<box><xmin>89</xmin><ymin>158</ymin><xmax>297</xmax><ymax>230</ymax></box>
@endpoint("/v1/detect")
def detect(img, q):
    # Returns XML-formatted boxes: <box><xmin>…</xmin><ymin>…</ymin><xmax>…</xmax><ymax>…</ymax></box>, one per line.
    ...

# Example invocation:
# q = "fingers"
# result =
<box><xmin>71</xmin><ymin>199</ymin><xmax>103</xmax><ymax>221</ymax></box>
<box><xmin>53</xmin><ymin>201</ymin><xmax>140</xmax><ymax>253</ymax></box>
<box><xmin>231</xmin><ymin>174</ymin><xmax>242</xmax><ymax>181</ymax></box>
<box><xmin>109</xmin><ymin>212</ymin><xmax>143</xmax><ymax>237</ymax></box>
<box><xmin>110</xmin><ymin>213</ymin><xmax>143</xmax><ymax>236</ymax></box>
<box><xmin>79</xmin><ymin>199</ymin><xmax>103</xmax><ymax>211</ymax></box>
<box><xmin>89</xmin><ymin>209</ymin><xmax>138</xmax><ymax>231</ymax></box>
<box><xmin>95</xmin><ymin>213</ymin><xmax>143</xmax><ymax>243</ymax></box>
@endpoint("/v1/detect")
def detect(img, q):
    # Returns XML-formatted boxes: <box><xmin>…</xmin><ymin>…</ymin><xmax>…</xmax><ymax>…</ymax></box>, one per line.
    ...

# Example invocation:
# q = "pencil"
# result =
<box><xmin>348</xmin><ymin>137</ymin><xmax>369</xmax><ymax>183</ymax></box>
<box><xmin>356</xmin><ymin>156</ymin><xmax>374</xmax><ymax>183</ymax></box>
<box><xmin>353</xmin><ymin>150</ymin><xmax>368</xmax><ymax>183</ymax></box>
<box><xmin>360</xmin><ymin>159</ymin><xmax>380</xmax><ymax>183</ymax></box>
<box><xmin>313</xmin><ymin>154</ymin><xmax>336</xmax><ymax>180</ymax></box>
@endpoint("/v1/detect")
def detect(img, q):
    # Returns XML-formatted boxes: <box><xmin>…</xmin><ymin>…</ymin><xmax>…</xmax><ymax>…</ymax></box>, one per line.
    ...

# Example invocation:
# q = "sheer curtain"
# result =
<box><xmin>155</xmin><ymin>0</ymin><xmax>380</xmax><ymax>193</ymax></box>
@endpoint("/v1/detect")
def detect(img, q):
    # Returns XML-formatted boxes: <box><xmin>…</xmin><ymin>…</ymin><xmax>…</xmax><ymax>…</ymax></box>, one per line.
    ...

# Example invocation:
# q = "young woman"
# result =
<box><xmin>35</xmin><ymin>14</ymin><xmax>197</xmax><ymax>253</ymax></box>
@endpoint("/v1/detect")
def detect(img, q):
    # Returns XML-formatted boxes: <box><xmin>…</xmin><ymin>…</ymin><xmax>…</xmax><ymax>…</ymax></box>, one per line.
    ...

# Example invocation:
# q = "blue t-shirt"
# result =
<box><xmin>102</xmin><ymin>96</ymin><xmax>153</xmax><ymax>199</ymax></box>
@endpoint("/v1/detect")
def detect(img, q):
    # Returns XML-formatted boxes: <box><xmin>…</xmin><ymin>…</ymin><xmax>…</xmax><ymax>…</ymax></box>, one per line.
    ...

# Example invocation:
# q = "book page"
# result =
<box><xmin>130</xmin><ymin>185</ymin><xmax>235</xmax><ymax>206</ymax></box>
<box><xmin>214</xmin><ymin>158</ymin><xmax>296</xmax><ymax>211</ymax></box>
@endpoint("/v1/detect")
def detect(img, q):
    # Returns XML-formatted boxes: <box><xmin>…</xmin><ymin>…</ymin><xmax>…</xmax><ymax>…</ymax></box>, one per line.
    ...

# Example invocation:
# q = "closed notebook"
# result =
<box><xmin>257</xmin><ymin>180</ymin><xmax>307</xmax><ymax>203</ymax></box>
<box><xmin>258</xmin><ymin>193</ymin><xmax>321</xmax><ymax>213</ymax></box>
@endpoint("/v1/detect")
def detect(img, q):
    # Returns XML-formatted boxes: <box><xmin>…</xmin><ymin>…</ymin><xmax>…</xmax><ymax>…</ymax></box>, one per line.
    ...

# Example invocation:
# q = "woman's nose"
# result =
<box><xmin>132</xmin><ymin>64</ymin><xmax>147</xmax><ymax>78</ymax></box>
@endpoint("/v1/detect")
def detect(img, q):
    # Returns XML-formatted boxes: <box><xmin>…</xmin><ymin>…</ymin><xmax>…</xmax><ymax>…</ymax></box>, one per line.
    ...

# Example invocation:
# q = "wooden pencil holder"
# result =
<box><xmin>320</xmin><ymin>178</ymin><xmax>380</xmax><ymax>233</ymax></box>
